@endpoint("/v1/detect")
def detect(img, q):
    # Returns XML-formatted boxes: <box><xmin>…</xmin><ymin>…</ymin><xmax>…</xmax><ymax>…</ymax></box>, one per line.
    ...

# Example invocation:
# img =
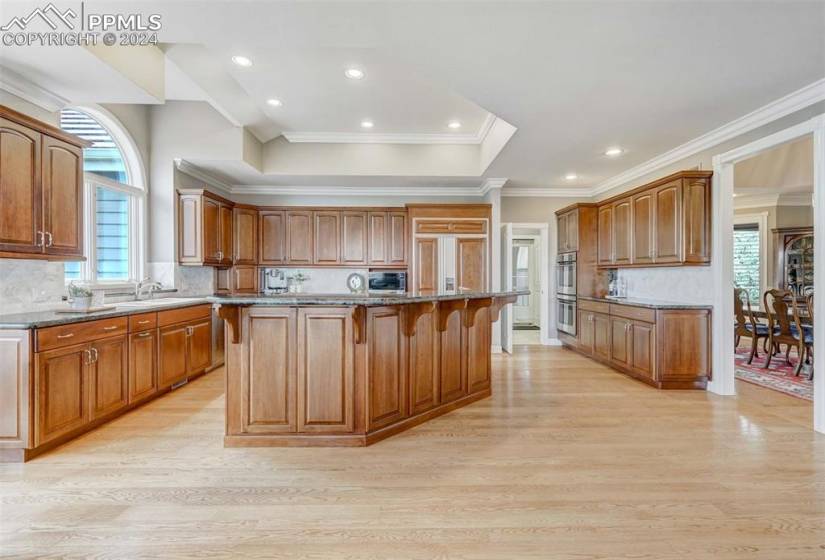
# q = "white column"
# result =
<box><xmin>484</xmin><ymin>179</ymin><xmax>505</xmax><ymax>352</ymax></box>
<box><xmin>812</xmin><ymin>117</ymin><xmax>825</xmax><ymax>433</ymax></box>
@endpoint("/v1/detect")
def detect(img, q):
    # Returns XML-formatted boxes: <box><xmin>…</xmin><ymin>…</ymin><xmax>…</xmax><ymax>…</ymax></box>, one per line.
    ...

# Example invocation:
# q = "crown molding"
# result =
<box><xmin>0</xmin><ymin>67</ymin><xmax>69</xmax><ymax>112</ymax></box>
<box><xmin>479</xmin><ymin>178</ymin><xmax>507</xmax><ymax>195</ymax></box>
<box><xmin>282</xmin><ymin>113</ymin><xmax>497</xmax><ymax>145</ymax></box>
<box><xmin>593</xmin><ymin>78</ymin><xmax>825</xmax><ymax>197</ymax></box>
<box><xmin>502</xmin><ymin>186</ymin><xmax>592</xmax><ymax>197</ymax></box>
<box><xmin>174</xmin><ymin>159</ymin><xmax>234</xmax><ymax>195</ymax></box>
<box><xmin>230</xmin><ymin>185</ymin><xmax>489</xmax><ymax>197</ymax></box>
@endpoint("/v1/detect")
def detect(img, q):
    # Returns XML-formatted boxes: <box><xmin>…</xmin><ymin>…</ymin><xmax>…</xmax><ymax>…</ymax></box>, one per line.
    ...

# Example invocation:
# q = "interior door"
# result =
<box><xmin>512</xmin><ymin>239</ymin><xmax>537</xmax><ymax>325</ymax></box>
<box><xmin>502</xmin><ymin>224</ymin><xmax>513</xmax><ymax>354</ymax></box>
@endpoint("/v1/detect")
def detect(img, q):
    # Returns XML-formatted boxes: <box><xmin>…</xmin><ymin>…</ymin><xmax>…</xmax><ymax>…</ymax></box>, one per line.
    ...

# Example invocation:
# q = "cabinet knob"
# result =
<box><xmin>36</xmin><ymin>231</ymin><xmax>45</xmax><ymax>247</ymax></box>
<box><xmin>83</xmin><ymin>349</ymin><xmax>92</xmax><ymax>364</ymax></box>
<box><xmin>45</xmin><ymin>232</ymin><xmax>53</xmax><ymax>247</ymax></box>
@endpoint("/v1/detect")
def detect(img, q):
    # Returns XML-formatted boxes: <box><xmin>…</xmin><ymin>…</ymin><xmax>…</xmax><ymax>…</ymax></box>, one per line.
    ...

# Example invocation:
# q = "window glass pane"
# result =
<box><xmin>96</xmin><ymin>187</ymin><xmax>130</xmax><ymax>281</ymax></box>
<box><xmin>733</xmin><ymin>228</ymin><xmax>760</xmax><ymax>303</ymax></box>
<box><xmin>60</xmin><ymin>109</ymin><xmax>128</xmax><ymax>183</ymax></box>
<box><xmin>64</xmin><ymin>261</ymin><xmax>81</xmax><ymax>280</ymax></box>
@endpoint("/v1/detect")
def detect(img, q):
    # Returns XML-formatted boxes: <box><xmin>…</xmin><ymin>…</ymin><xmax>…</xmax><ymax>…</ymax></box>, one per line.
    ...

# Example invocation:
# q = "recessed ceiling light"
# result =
<box><xmin>345</xmin><ymin>68</ymin><xmax>365</xmax><ymax>79</ymax></box>
<box><xmin>565</xmin><ymin>173</ymin><xmax>578</xmax><ymax>180</ymax></box>
<box><xmin>231</xmin><ymin>55</ymin><xmax>253</xmax><ymax>67</ymax></box>
<box><xmin>266</xmin><ymin>98</ymin><xmax>283</xmax><ymax>107</ymax></box>
<box><xmin>447</xmin><ymin>121</ymin><xmax>462</xmax><ymax>129</ymax></box>
<box><xmin>604</xmin><ymin>147</ymin><xmax>624</xmax><ymax>157</ymax></box>
<box><xmin>360</xmin><ymin>120</ymin><xmax>374</xmax><ymax>129</ymax></box>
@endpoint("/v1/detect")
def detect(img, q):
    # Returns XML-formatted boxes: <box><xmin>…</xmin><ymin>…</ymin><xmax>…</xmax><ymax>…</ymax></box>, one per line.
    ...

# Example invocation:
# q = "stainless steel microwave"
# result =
<box><xmin>368</xmin><ymin>271</ymin><xmax>407</xmax><ymax>293</ymax></box>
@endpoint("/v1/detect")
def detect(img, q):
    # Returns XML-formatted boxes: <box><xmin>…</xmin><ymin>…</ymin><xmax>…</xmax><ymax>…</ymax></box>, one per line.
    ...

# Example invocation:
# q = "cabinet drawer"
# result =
<box><xmin>415</xmin><ymin>221</ymin><xmax>452</xmax><ymax>233</ymax></box>
<box><xmin>609</xmin><ymin>304</ymin><xmax>655</xmax><ymax>323</ymax></box>
<box><xmin>578</xmin><ymin>299</ymin><xmax>610</xmax><ymax>314</ymax></box>
<box><xmin>129</xmin><ymin>312</ymin><xmax>158</xmax><ymax>332</ymax></box>
<box><xmin>157</xmin><ymin>304</ymin><xmax>212</xmax><ymax>327</ymax></box>
<box><xmin>450</xmin><ymin>220</ymin><xmax>487</xmax><ymax>233</ymax></box>
<box><xmin>36</xmin><ymin>316</ymin><xmax>128</xmax><ymax>351</ymax></box>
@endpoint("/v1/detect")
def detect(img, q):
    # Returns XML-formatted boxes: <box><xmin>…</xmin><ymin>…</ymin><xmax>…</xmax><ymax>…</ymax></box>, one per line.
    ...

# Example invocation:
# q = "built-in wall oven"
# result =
<box><xmin>556</xmin><ymin>252</ymin><xmax>576</xmax><ymax>295</ymax></box>
<box><xmin>557</xmin><ymin>294</ymin><xmax>577</xmax><ymax>336</ymax></box>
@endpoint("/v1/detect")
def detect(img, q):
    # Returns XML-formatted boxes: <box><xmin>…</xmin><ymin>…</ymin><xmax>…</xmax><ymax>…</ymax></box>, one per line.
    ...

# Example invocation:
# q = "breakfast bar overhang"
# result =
<box><xmin>211</xmin><ymin>291</ymin><xmax>524</xmax><ymax>447</ymax></box>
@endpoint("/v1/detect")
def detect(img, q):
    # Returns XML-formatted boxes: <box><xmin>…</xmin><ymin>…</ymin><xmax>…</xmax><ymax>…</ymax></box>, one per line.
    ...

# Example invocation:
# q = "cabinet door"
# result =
<box><xmin>89</xmin><ymin>335</ymin><xmax>129</xmax><ymax>420</ymax></box>
<box><xmin>456</xmin><ymin>237</ymin><xmax>486</xmax><ymax>291</ymax></box>
<box><xmin>609</xmin><ymin>317</ymin><xmax>633</xmax><ymax>369</ymax></box>
<box><xmin>41</xmin><ymin>135</ymin><xmax>83</xmax><ymax>258</ymax></box>
<box><xmin>0</xmin><ymin>117</ymin><xmax>42</xmax><ymax>255</ymax></box>
<box><xmin>409</xmin><ymin>308</ymin><xmax>439</xmax><ymax>414</ymax></box>
<box><xmin>631</xmin><ymin>321</ymin><xmax>656</xmax><ymax>380</ymax></box>
<box><xmin>178</xmin><ymin>194</ymin><xmax>201</xmax><ymax>264</ymax></box>
<box><xmin>214</xmin><ymin>267</ymin><xmax>231</xmax><ymax>294</ymax></box>
<box><xmin>233</xmin><ymin>207</ymin><xmax>257</xmax><ymax>265</ymax></box>
<box><xmin>632</xmin><ymin>192</ymin><xmax>655</xmax><ymax>264</ymax></box>
<box><xmin>612</xmin><ymin>199</ymin><xmax>632</xmax><ymax>265</ymax></box>
<box><xmin>655</xmin><ymin>180</ymin><xmax>682</xmax><ymax>263</ymax></box>
<box><xmin>439</xmin><ymin>307</ymin><xmax>466</xmax><ymax>403</ymax></box>
<box><xmin>388</xmin><ymin>211</ymin><xmax>407</xmax><ymax>264</ymax></box>
<box><xmin>368</xmin><ymin>211</ymin><xmax>387</xmax><ymax>264</ymax></box>
<box><xmin>232</xmin><ymin>265</ymin><xmax>258</xmax><ymax>294</ymax></box>
<box><xmin>466</xmin><ymin>306</ymin><xmax>491</xmax><ymax>393</ymax></box>
<box><xmin>129</xmin><ymin>330</ymin><xmax>158</xmax><ymax>403</ymax></box>
<box><xmin>416</xmin><ymin>237</ymin><xmax>439</xmax><ymax>292</ymax></box>
<box><xmin>313</xmin><ymin>211</ymin><xmax>340</xmax><ymax>264</ymax></box>
<box><xmin>593</xmin><ymin>313</ymin><xmax>610</xmax><ymax>360</ymax></box>
<box><xmin>259</xmin><ymin>210</ymin><xmax>285</xmax><ymax>264</ymax></box>
<box><xmin>297</xmin><ymin>308</ymin><xmax>354</xmax><ymax>433</ymax></box>
<box><xmin>683</xmin><ymin>178</ymin><xmax>710</xmax><ymax>263</ymax></box>
<box><xmin>286</xmin><ymin>211</ymin><xmax>313</xmax><ymax>264</ymax></box>
<box><xmin>219</xmin><ymin>204</ymin><xmax>233</xmax><ymax>265</ymax></box>
<box><xmin>202</xmin><ymin>198</ymin><xmax>220</xmax><ymax>265</ymax></box>
<box><xmin>577</xmin><ymin>310</ymin><xmax>594</xmax><ymax>354</ymax></box>
<box><xmin>244</xmin><ymin>308</ymin><xmax>297</xmax><ymax>433</ymax></box>
<box><xmin>341</xmin><ymin>211</ymin><xmax>367</xmax><ymax>264</ymax></box>
<box><xmin>187</xmin><ymin>318</ymin><xmax>212</xmax><ymax>376</ymax></box>
<box><xmin>158</xmin><ymin>324</ymin><xmax>188</xmax><ymax>389</ymax></box>
<box><xmin>566</xmin><ymin>210</ymin><xmax>579</xmax><ymax>252</ymax></box>
<box><xmin>367</xmin><ymin>306</ymin><xmax>407</xmax><ymax>431</ymax></box>
<box><xmin>557</xmin><ymin>213</ymin><xmax>568</xmax><ymax>252</ymax></box>
<box><xmin>35</xmin><ymin>343</ymin><xmax>89</xmax><ymax>446</ymax></box>
<box><xmin>597</xmin><ymin>205</ymin><xmax>613</xmax><ymax>265</ymax></box>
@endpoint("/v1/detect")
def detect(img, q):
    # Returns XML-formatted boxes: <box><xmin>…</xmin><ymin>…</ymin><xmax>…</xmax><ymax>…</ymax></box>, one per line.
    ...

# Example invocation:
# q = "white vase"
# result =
<box><xmin>69</xmin><ymin>296</ymin><xmax>92</xmax><ymax>310</ymax></box>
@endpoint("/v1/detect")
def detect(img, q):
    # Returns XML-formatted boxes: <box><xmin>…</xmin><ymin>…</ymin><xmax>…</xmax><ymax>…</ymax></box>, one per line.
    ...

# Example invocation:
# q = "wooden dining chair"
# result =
<box><xmin>763</xmin><ymin>288</ymin><xmax>806</xmax><ymax>376</ymax></box>
<box><xmin>734</xmin><ymin>288</ymin><xmax>770</xmax><ymax>364</ymax></box>
<box><xmin>804</xmin><ymin>292</ymin><xmax>814</xmax><ymax>380</ymax></box>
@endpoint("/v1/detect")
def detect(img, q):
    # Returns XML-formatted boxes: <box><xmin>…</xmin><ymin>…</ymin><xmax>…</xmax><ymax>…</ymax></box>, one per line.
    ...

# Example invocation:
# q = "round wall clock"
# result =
<box><xmin>347</xmin><ymin>273</ymin><xmax>366</xmax><ymax>293</ymax></box>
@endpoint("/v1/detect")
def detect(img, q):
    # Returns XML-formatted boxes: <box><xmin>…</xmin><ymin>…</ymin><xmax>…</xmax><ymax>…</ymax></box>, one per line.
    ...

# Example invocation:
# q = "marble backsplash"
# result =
<box><xmin>617</xmin><ymin>267</ymin><xmax>714</xmax><ymax>304</ymax></box>
<box><xmin>0</xmin><ymin>259</ymin><xmax>67</xmax><ymax>314</ymax></box>
<box><xmin>281</xmin><ymin>268</ymin><xmax>368</xmax><ymax>294</ymax></box>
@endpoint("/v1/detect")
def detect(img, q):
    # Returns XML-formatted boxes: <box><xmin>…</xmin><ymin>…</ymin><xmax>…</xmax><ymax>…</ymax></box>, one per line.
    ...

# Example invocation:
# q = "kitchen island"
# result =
<box><xmin>210</xmin><ymin>290</ymin><xmax>524</xmax><ymax>447</ymax></box>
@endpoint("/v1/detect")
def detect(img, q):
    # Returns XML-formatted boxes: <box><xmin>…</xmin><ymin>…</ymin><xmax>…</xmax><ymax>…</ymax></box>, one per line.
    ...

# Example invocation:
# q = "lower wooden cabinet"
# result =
<box><xmin>35</xmin><ymin>343</ymin><xmax>90</xmax><ymax>446</ymax></box>
<box><xmin>367</xmin><ymin>306</ymin><xmax>407</xmax><ymax>431</ymax></box>
<box><xmin>89</xmin><ymin>335</ymin><xmax>128</xmax><ymax>420</ymax></box>
<box><xmin>630</xmin><ymin>320</ymin><xmax>655</xmax><ymax>379</ymax></box>
<box><xmin>609</xmin><ymin>317</ymin><xmax>633</xmax><ymax>369</ymax></box>
<box><xmin>408</xmin><ymin>309</ymin><xmax>439</xmax><ymax>415</ymax></box>
<box><xmin>187</xmin><ymin>319</ymin><xmax>212</xmax><ymax>375</ymax></box>
<box><xmin>158</xmin><ymin>324</ymin><xmax>188</xmax><ymax>389</ymax></box>
<box><xmin>466</xmin><ymin>306</ymin><xmax>491</xmax><ymax>393</ymax></box>
<box><xmin>129</xmin><ymin>330</ymin><xmax>158</xmax><ymax>403</ymax></box>
<box><xmin>592</xmin><ymin>313</ymin><xmax>610</xmax><ymax>361</ymax></box>
<box><xmin>439</xmin><ymin>308</ymin><xmax>466</xmax><ymax>404</ymax></box>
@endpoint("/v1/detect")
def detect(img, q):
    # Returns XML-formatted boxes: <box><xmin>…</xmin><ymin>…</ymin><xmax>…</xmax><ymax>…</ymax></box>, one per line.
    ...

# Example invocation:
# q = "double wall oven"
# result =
<box><xmin>556</xmin><ymin>252</ymin><xmax>577</xmax><ymax>336</ymax></box>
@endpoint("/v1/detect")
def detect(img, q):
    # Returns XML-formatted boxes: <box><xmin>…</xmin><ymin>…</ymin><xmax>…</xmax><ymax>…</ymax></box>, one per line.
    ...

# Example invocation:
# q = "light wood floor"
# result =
<box><xmin>1</xmin><ymin>346</ymin><xmax>823</xmax><ymax>559</ymax></box>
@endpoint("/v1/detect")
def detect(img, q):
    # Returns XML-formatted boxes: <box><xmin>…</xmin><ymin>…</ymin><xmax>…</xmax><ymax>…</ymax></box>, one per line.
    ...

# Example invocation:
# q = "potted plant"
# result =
<box><xmin>289</xmin><ymin>272</ymin><xmax>310</xmax><ymax>293</ymax></box>
<box><xmin>67</xmin><ymin>282</ymin><xmax>94</xmax><ymax>311</ymax></box>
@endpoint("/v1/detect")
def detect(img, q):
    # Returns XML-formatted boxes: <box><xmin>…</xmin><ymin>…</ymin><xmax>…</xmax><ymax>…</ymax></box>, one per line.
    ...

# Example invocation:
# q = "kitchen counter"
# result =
<box><xmin>577</xmin><ymin>295</ymin><xmax>712</xmax><ymax>310</ymax></box>
<box><xmin>208</xmin><ymin>289</ymin><xmax>528</xmax><ymax>307</ymax></box>
<box><xmin>0</xmin><ymin>297</ymin><xmax>211</xmax><ymax>329</ymax></box>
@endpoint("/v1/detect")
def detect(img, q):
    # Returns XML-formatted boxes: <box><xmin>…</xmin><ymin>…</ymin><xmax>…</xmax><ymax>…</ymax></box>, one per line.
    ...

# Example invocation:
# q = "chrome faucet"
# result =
<box><xmin>135</xmin><ymin>278</ymin><xmax>162</xmax><ymax>300</ymax></box>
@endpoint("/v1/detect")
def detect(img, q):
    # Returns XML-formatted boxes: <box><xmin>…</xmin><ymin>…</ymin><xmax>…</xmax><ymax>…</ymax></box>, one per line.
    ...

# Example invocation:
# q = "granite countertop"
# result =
<box><xmin>0</xmin><ymin>297</ymin><xmax>211</xmax><ymax>329</ymax></box>
<box><xmin>208</xmin><ymin>289</ymin><xmax>529</xmax><ymax>307</ymax></box>
<box><xmin>577</xmin><ymin>295</ymin><xmax>712</xmax><ymax>310</ymax></box>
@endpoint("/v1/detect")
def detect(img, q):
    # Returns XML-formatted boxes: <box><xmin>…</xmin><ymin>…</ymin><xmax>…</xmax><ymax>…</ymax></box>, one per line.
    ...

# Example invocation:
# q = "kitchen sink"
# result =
<box><xmin>115</xmin><ymin>298</ymin><xmax>204</xmax><ymax>308</ymax></box>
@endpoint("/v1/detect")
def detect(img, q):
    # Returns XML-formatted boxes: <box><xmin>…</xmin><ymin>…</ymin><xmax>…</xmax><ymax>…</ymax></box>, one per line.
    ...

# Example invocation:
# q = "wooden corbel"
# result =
<box><xmin>217</xmin><ymin>305</ymin><xmax>243</xmax><ymax>344</ymax></box>
<box><xmin>352</xmin><ymin>305</ymin><xmax>367</xmax><ymax>344</ymax></box>
<box><xmin>490</xmin><ymin>295</ymin><xmax>518</xmax><ymax>323</ymax></box>
<box><xmin>464</xmin><ymin>297</ymin><xmax>493</xmax><ymax>328</ymax></box>
<box><xmin>403</xmin><ymin>301</ymin><xmax>436</xmax><ymax>337</ymax></box>
<box><xmin>437</xmin><ymin>298</ymin><xmax>468</xmax><ymax>332</ymax></box>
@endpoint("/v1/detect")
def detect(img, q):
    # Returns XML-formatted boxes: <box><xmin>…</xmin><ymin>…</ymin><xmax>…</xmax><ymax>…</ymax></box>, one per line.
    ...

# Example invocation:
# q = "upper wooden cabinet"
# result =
<box><xmin>456</xmin><ymin>237</ymin><xmax>486</xmax><ymax>291</ymax></box>
<box><xmin>596</xmin><ymin>171</ymin><xmax>712</xmax><ymax>268</ymax></box>
<box><xmin>341</xmin><ymin>211</ymin><xmax>367</xmax><ymax>265</ymax></box>
<box><xmin>556</xmin><ymin>208</ymin><xmax>579</xmax><ymax>253</ymax></box>
<box><xmin>285</xmin><ymin>210</ymin><xmax>313</xmax><ymax>264</ymax></box>
<box><xmin>368</xmin><ymin>210</ymin><xmax>407</xmax><ymax>266</ymax></box>
<box><xmin>0</xmin><ymin>106</ymin><xmax>89</xmax><ymax>261</ymax></box>
<box><xmin>259</xmin><ymin>210</ymin><xmax>285</xmax><ymax>264</ymax></box>
<box><xmin>233</xmin><ymin>206</ymin><xmax>257</xmax><ymax>265</ymax></box>
<box><xmin>313</xmin><ymin>211</ymin><xmax>340</xmax><ymax>264</ymax></box>
<box><xmin>178</xmin><ymin>189</ymin><xmax>234</xmax><ymax>267</ymax></box>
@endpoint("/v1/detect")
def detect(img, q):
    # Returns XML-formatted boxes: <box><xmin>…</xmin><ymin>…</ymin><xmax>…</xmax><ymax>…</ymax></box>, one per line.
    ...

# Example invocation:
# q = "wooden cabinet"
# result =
<box><xmin>297</xmin><ymin>308</ymin><xmax>354</xmax><ymax>433</ymax></box>
<box><xmin>259</xmin><ymin>210</ymin><xmax>285</xmax><ymax>264</ymax></box>
<box><xmin>592</xmin><ymin>313</ymin><xmax>611</xmax><ymax>360</ymax></box>
<box><xmin>388</xmin><ymin>211</ymin><xmax>407</xmax><ymax>264</ymax></box>
<box><xmin>367</xmin><ymin>306</ymin><xmax>407</xmax><ymax>431</ymax></box>
<box><xmin>313</xmin><ymin>211</ymin><xmax>340</xmax><ymax>264</ymax></box>
<box><xmin>466</xmin><ymin>306</ymin><xmax>491</xmax><ymax>393</ymax></box>
<box><xmin>557</xmin><ymin>212</ymin><xmax>569</xmax><ymax>252</ymax></box>
<box><xmin>233</xmin><ymin>206</ymin><xmax>257</xmax><ymax>265</ymax></box>
<box><xmin>89</xmin><ymin>335</ymin><xmax>128</xmax><ymax>420</ymax></box>
<box><xmin>368</xmin><ymin>211</ymin><xmax>387</xmax><ymax>264</ymax></box>
<box><xmin>34</xmin><ymin>343</ymin><xmax>89</xmax><ymax>446</ymax></box>
<box><xmin>187</xmin><ymin>319</ymin><xmax>212</xmax><ymax>376</ymax></box>
<box><xmin>416</xmin><ymin>238</ymin><xmax>439</xmax><ymax>293</ymax></box>
<box><xmin>158</xmin><ymin>311</ymin><xmax>211</xmax><ymax>390</ymax></box>
<box><xmin>596</xmin><ymin>171</ymin><xmax>711</xmax><ymax>268</ymax></box>
<box><xmin>631</xmin><ymin>321</ymin><xmax>655</xmax><ymax>379</ymax></box>
<box><xmin>341</xmin><ymin>211</ymin><xmax>367</xmax><ymax>264</ymax></box>
<box><xmin>286</xmin><ymin>210</ymin><xmax>313</xmax><ymax>264</ymax></box>
<box><xmin>609</xmin><ymin>317</ymin><xmax>633</xmax><ymax>369</ymax></box>
<box><xmin>368</xmin><ymin>210</ymin><xmax>407</xmax><ymax>266</ymax></box>
<box><xmin>408</xmin><ymin>308</ymin><xmax>439</xmax><ymax>415</ymax></box>
<box><xmin>439</xmin><ymin>307</ymin><xmax>466</xmax><ymax>404</ymax></box>
<box><xmin>456</xmin><ymin>237</ymin><xmax>486</xmax><ymax>291</ymax></box>
<box><xmin>129</xmin><ymin>329</ymin><xmax>158</xmax><ymax>403</ymax></box>
<box><xmin>178</xmin><ymin>189</ymin><xmax>234</xmax><ymax>266</ymax></box>
<box><xmin>232</xmin><ymin>265</ymin><xmax>257</xmax><ymax>294</ymax></box>
<box><xmin>556</xmin><ymin>208</ymin><xmax>579</xmax><ymax>253</ymax></box>
<box><xmin>578</xmin><ymin>309</ymin><xmax>594</xmax><ymax>353</ymax></box>
<box><xmin>0</xmin><ymin>107</ymin><xmax>88</xmax><ymax>261</ymax></box>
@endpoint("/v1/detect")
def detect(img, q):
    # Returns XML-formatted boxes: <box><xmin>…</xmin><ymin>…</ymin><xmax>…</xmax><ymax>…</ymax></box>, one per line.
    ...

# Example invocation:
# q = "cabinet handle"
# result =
<box><xmin>56</xmin><ymin>333</ymin><xmax>75</xmax><ymax>339</ymax></box>
<box><xmin>137</xmin><ymin>320</ymin><xmax>150</xmax><ymax>325</ymax></box>
<box><xmin>91</xmin><ymin>348</ymin><xmax>99</xmax><ymax>362</ymax></box>
<box><xmin>45</xmin><ymin>232</ymin><xmax>53</xmax><ymax>247</ymax></box>
<box><xmin>83</xmin><ymin>349</ymin><xmax>92</xmax><ymax>364</ymax></box>
<box><xmin>137</xmin><ymin>331</ymin><xmax>152</xmax><ymax>338</ymax></box>
<box><xmin>36</xmin><ymin>231</ymin><xmax>44</xmax><ymax>247</ymax></box>
<box><xmin>102</xmin><ymin>325</ymin><xmax>118</xmax><ymax>331</ymax></box>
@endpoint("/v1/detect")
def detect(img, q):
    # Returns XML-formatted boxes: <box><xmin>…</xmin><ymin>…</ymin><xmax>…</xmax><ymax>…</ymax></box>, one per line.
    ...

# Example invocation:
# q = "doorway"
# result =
<box><xmin>502</xmin><ymin>223</ymin><xmax>549</xmax><ymax>351</ymax></box>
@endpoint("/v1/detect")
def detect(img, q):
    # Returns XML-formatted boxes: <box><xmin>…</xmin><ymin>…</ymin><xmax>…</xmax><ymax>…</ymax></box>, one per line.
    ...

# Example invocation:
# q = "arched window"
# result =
<box><xmin>60</xmin><ymin>108</ymin><xmax>145</xmax><ymax>284</ymax></box>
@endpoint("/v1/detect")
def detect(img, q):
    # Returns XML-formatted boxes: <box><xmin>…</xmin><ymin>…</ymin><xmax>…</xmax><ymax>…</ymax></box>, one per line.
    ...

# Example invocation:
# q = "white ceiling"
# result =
<box><xmin>1</xmin><ymin>1</ymin><xmax>824</xmax><ymax>191</ymax></box>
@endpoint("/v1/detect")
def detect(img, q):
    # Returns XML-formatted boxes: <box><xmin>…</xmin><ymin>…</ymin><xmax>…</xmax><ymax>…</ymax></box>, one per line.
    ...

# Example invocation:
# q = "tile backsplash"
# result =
<box><xmin>282</xmin><ymin>268</ymin><xmax>368</xmax><ymax>293</ymax></box>
<box><xmin>617</xmin><ymin>267</ymin><xmax>714</xmax><ymax>304</ymax></box>
<box><xmin>0</xmin><ymin>259</ymin><xmax>67</xmax><ymax>314</ymax></box>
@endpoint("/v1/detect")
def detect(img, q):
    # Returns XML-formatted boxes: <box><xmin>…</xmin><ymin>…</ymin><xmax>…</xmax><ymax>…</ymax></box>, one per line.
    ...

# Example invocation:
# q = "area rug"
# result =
<box><xmin>734</xmin><ymin>345</ymin><xmax>812</xmax><ymax>401</ymax></box>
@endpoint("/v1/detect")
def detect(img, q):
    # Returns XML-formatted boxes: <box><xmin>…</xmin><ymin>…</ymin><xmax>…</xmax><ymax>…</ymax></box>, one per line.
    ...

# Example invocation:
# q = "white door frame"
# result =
<box><xmin>711</xmin><ymin>113</ymin><xmax>825</xmax><ymax>434</ymax></box>
<box><xmin>506</xmin><ymin>223</ymin><xmax>550</xmax><ymax>346</ymax></box>
<box><xmin>512</xmin><ymin>235</ymin><xmax>541</xmax><ymax>325</ymax></box>
<box><xmin>502</xmin><ymin>223</ymin><xmax>514</xmax><ymax>353</ymax></box>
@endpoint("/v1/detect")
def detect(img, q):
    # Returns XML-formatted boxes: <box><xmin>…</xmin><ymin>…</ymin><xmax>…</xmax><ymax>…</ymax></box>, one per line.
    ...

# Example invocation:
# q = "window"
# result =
<box><xmin>60</xmin><ymin>109</ymin><xmax>144</xmax><ymax>285</ymax></box>
<box><xmin>733</xmin><ymin>224</ymin><xmax>761</xmax><ymax>304</ymax></box>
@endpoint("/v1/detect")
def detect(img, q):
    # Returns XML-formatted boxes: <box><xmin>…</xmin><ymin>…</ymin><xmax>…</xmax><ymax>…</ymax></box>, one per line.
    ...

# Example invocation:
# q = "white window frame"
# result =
<box><xmin>732</xmin><ymin>212</ymin><xmax>768</xmax><ymax>310</ymax></box>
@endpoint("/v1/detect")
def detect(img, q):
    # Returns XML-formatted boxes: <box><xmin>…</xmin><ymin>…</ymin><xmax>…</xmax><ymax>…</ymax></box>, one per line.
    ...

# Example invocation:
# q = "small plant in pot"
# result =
<box><xmin>289</xmin><ymin>272</ymin><xmax>310</xmax><ymax>293</ymax></box>
<box><xmin>67</xmin><ymin>282</ymin><xmax>94</xmax><ymax>311</ymax></box>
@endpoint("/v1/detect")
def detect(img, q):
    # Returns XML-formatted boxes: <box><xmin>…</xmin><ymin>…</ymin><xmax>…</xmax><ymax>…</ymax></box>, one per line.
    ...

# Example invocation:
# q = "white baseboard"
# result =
<box><xmin>491</xmin><ymin>345</ymin><xmax>503</xmax><ymax>354</ymax></box>
<box><xmin>542</xmin><ymin>337</ymin><xmax>562</xmax><ymax>346</ymax></box>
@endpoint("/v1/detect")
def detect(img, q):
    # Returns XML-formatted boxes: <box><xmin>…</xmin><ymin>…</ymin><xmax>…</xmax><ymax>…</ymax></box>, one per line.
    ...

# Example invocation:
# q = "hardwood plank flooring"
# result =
<box><xmin>1</xmin><ymin>346</ymin><xmax>823</xmax><ymax>559</ymax></box>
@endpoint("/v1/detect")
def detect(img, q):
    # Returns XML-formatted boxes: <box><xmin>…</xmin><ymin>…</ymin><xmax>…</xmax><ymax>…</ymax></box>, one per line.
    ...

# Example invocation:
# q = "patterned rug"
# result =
<box><xmin>735</xmin><ymin>344</ymin><xmax>813</xmax><ymax>401</ymax></box>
